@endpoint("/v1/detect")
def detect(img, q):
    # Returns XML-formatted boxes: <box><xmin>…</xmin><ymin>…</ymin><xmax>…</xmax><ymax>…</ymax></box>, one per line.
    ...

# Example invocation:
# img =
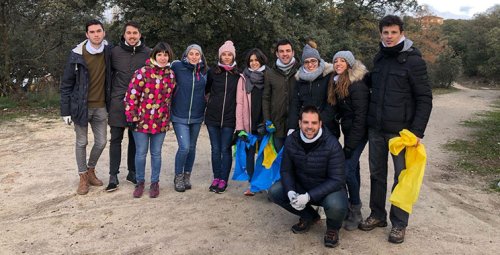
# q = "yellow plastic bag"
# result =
<box><xmin>388</xmin><ymin>129</ymin><xmax>427</xmax><ymax>214</ymax></box>
<box><xmin>262</xmin><ymin>138</ymin><xmax>277</xmax><ymax>168</ymax></box>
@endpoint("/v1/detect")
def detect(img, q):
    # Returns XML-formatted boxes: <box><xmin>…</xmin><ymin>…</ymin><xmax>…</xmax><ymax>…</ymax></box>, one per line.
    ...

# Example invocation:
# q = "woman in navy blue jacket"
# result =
<box><xmin>170</xmin><ymin>44</ymin><xmax>208</xmax><ymax>192</ymax></box>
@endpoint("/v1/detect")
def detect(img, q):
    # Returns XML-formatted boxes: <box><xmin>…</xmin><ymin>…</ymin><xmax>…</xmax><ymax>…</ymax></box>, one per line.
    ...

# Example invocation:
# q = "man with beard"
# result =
<box><xmin>106</xmin><ymin>21</ymin><xmax>151</xmax><ymax>192</ymax></box>
<box><xmin>268</xmin><ymin>105</ymin><xmax>347</xmax><ymax>248</ymax></box>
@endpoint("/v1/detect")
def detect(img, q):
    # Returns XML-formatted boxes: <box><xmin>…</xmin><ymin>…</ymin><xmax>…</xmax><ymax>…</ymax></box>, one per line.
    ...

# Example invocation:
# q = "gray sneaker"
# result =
<box><xmin>174</xmin><ymin>173</ymin><xmax>186</xmax><ymax>192</ymax></box>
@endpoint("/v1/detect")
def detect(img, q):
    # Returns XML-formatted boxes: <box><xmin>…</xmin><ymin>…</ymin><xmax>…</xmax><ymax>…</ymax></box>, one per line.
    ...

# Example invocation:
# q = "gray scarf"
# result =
<box><xmin>276</xmin><ymin>57</ymin><xmax>296</xmax><ymax>74</ymax></box>
<box><xmin>243</xmin><ymin>66</ymin><xmax>265</xmax><ymax>93</ymax></box>
<box><xmin>298</xmin><ymin>59</ymin><xmax>325</xmax><ymax>82</ymax></box>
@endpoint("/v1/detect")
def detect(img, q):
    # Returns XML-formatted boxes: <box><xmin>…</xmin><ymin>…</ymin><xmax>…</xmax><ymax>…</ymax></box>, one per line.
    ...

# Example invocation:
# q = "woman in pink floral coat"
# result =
<box><xmin>124</xmin><ymin>42</ymin><xmax>176</xmax><ymax>198</ymax></box>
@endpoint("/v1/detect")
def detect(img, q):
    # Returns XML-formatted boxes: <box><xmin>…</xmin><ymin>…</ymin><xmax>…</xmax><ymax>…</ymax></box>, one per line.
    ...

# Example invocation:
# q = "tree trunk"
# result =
<box><xmin>0</xmin><ymin>0</ymin><xmax>11</xmax><ymax>96</ymax></box>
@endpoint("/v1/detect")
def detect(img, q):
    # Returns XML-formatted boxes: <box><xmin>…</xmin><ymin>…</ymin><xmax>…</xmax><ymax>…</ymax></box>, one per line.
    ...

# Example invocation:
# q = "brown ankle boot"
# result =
<box><xmin>87</xmin><ymin>168</ymin><xmax>103</xmax><ymax>186</ymax></box>
<box><xmin>77</xmin><ymin>172</ymin><xmax>89</xmax><ymax>195</ymax></box>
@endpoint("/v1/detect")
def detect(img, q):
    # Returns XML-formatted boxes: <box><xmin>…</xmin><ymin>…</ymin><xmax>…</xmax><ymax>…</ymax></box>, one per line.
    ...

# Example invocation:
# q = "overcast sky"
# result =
<box><xmin>418</xmin><ymin>0</ymin><xmax>500</xmax><ymax>19</ymax></box>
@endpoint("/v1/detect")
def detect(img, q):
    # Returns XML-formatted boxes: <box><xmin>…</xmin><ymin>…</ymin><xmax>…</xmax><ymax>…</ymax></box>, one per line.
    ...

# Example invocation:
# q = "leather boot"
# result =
<box><xmin>174</xmin><ymin>173</ymin><xmax>185</xmax><ymax>192</ymax></box>
<box><xmin>344</xmin><ymin>203</ymin><xmax>363</xmax><ymax>231</ymax></box>
<box><xmin>77</xmin><ymin>172</ymin><xmax>89</xmax><ymax>195</ymax></box>
<box><xmin>184</xmin><ymin>172</ymin><xmax>192</xmax><ymax>190</ymax></box>
<box><xmin>87</xmin><ymin>168</ymin><xmax>103</xmax><ymax>186</ymax></box>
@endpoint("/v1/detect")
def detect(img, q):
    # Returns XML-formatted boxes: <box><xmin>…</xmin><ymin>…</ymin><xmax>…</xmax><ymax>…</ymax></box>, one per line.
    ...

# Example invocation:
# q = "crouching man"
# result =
<box><xmin>268</xmin><ymin>105</ymin><xmax>348</xmax><ymax>248</ymax></box>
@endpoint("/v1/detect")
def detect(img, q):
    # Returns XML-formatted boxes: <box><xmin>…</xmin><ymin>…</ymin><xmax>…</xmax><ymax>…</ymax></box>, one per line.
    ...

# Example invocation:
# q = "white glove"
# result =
<box><xmin>294</xmin><ymin>193</ymin><xmax>310</xmax><ymax>208</ymax></box>
<box><xmin>287</xmin><ymin>129</ymin><xmax>294</xmax><ymax>136</ymax></box>
<box><xmin>291</xmin><ymin>201</ymin><xmax>306</xmax><ymax>211</ymax></box>
<box><xmin>62</xmin><ymin>116</ymin><xmax>72</xmax><ymax>125</ymax></box>
<box><xmin>287</xmin><ymin>190</ymin><xmax>298</xmax><ymax>202</ymax></box>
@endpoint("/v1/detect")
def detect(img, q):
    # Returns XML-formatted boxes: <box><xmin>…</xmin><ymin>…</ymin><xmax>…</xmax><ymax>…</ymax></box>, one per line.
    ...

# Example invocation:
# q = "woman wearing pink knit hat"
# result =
<box><xmin>205</xmin><ymin>40</ymin><xmax>245</xmax><ymax>193</ymax></box>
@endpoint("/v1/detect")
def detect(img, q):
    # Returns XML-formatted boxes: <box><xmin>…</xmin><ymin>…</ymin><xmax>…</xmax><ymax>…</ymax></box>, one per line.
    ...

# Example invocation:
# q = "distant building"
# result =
<box><xmin>420</xmin><ymin>15</ymin><xmax>444</xmax><ymax>28</ymax></box>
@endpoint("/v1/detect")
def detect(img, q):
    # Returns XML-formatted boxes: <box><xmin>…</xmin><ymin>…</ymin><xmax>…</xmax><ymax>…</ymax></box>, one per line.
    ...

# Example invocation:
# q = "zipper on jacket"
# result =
<box><xmin>188</xmin><ymin>68</ymin><xmax>195</xmax><ymax>124</ymax></box>
<box><xmin>221</xmin><ymin>72</ymin><xmax>228</xmax><ymax>128</ymax></box>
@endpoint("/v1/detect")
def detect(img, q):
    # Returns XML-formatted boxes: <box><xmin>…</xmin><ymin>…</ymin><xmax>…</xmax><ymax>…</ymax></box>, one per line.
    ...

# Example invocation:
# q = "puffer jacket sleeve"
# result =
<box><xmin>307</xmin><ymin>137</ymin><xmax>345</xmax><ymax>202</ymax></box>
<box><xmin>280</xmin><ymin>138</ymin><xmax>297</xmax><ymax>193</ymax></box>
<box><xmin>124</xmin><ymin>67</ymin><xmax>145</xmax><ymax>123</ymax></box>
<box><xmin>408</xmin><ymin>56</ymin><xmax>433</xmax><ymax>138</ymax></box>
<box><xmin>345</xmin><ymin>81</ymin><xmax>369</xmax><ymax>150</ymax></box>
<box><xmin>60</xmin><ymin>53</ymin><xmax>76</xmax><ymax>117</ymax></box>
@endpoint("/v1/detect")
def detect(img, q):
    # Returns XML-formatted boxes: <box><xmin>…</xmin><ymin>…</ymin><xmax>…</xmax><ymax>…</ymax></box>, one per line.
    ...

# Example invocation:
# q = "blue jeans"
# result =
<box><xmin>268</xmin><ymin>182</ymin><xmax>348</xmax><ymax>230</ymax></box>
<box><xmin>173</xmin><ymin>122</ymin><xmax>202</xmax><ymax>175</ymax></box>
<box><xmin>368</xmin><ymin>128</ymin><xmax>408</xmax><ymax>228</ymax></box>
<box><xmin>345</xmin><ymin>138</ymin><xmax>367</xmax><ymax>205</ymax></box>
<box><xmin>206</xmin><ymin>125</ymin><xmax>234</xmax><ymax>181</ymax></box>
<box><xmin>132</xmin><ymin>131</ymin><xmax>166</xmax><ymax>183</ymax></box>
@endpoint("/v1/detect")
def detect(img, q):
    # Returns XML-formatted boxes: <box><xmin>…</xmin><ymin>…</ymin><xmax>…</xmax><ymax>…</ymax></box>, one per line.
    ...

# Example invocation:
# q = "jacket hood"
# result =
<box><xmin>401</xmin><ymin>38</ymin><xmax>414</xmax><ymax>52</ymax></box>
<box><xmin>146</xmin><ymin>58</ymin><xmax>171</xmax><ymax>69</ymax></box>
<box><xmin>72</xmin><ymin>39</ymin><xmax>109</xmax><ymax>55</ymax></box>
<box><xmin>347</xmin><ymin>60</ymin><xmax>368</xmax><ymax>83</ymax></box>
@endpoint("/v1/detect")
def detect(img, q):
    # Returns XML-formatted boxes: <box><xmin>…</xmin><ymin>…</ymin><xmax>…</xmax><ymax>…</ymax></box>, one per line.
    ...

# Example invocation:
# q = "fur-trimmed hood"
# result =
<box><xmin>344</xmin><ymin>60</ymin><xmax>368</xmax><ymax>83</ymax></box>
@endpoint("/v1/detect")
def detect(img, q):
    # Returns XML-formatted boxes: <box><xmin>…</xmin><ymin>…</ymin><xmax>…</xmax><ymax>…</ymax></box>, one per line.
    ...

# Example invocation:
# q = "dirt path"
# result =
<box><xmin>0</xmin><ymin>85</ymin><xmax>499</xmax><ymax>254</ymax></box>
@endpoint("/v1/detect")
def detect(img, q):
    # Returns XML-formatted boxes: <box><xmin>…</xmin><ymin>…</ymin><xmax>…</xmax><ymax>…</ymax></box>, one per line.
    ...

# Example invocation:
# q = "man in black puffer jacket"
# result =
<box><xmin>360</xmin><ymin>15</ymin><xmax>433</xmax><ymax>244</ymax></box>
<box><xmin>268</xmin><ymin>105</ymin><xmax>347</xmax><ymax>248</ymax></box>
<box><xmin>106</xmin><ymin>21</ymin><xmax>150</xmax><ymax>192</ymax></box>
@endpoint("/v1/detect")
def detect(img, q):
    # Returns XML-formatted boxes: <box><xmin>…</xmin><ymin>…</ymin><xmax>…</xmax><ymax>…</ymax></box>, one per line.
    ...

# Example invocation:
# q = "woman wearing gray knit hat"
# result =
<box><xmin>327</xmin><ymin>50</ymin><xmax>369</xmax><ymax>231</ymax></box>
<box><xmin>287</xmin><ymin>41</ymin><xmax>340</xmax><ymax>138</ymax></box>
<box><xmin>170</xmin><ymin>44</ymin><xmax>208</xmax><ymax>192</ymax></box>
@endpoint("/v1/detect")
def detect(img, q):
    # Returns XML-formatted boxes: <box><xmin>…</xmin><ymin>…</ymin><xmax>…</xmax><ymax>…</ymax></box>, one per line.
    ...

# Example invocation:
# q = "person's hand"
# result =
<box><xmin>294</xmin><ymin>193</ymin><xmax>310</xmax><ymax>208</ymax></box>
<box><xmin>257</xmin><ymin>123</ymin><xmax>267</xmax><ymax>136</ymax></box>
<box><xmin>127</xmin><ymin>122</ymin><xmax>137</xmax><ymax>130</ymax></box>
<box><xmin>291</xmin><ymin>201</ymin><xmax>306</xmax><ymax>211</ymax></box>
<box><xmin>238</xmin><ymin>131</ymin><xmax>249</xmax><ymax>142</ymax></box>
<box><xmin>287</xmin><ymin>129</ymin><xmax>294</xmax><ymax>136</ymax></box>
<box><xmin>62</xmin><ymin>116</ymin><xmax>72</xmax><ymax>125</ymax></box>
<box><xmin>287</xmin><ymin>190</ymin><xmax>298</xmax><ymax>202</ymax></box>
<box><xmin>343</xmin><ymin>147</ymin><xmax>353</xmax><ymax>159</ymax></box>
<box><xmin>415</xmin><ymin>137</ymin><xmax>421</xmax><ymax>147</ymax></box>
<box><xmin>232</xmin><ymin>131</ymin><xmax>242</xmax><ymax>145</ymax></box>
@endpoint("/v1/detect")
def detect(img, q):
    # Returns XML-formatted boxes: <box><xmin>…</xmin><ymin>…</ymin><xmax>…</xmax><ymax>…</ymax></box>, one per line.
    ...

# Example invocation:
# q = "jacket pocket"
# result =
<box><xmin>388</xmin><ymin>70</ymin><xmax>410</xmax><ymax>92</ymax></box>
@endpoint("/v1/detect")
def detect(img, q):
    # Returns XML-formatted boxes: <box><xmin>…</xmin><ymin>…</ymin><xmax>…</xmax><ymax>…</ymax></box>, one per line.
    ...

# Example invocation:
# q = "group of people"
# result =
<box><xmin>60</xmin><ymin>14</ymin><xmax>432</xmax><ymax>248</ymax></box>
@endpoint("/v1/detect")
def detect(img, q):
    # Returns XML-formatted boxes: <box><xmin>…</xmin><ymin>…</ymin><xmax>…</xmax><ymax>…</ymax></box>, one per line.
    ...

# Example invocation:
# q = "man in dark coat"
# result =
<box><xmin>106</xmin><ymin>21</ymin><xmax>150</xmax><ymax>192</ymax></box>
<box><xmin>262</xmin><ymin>39</ymin><xmax>300</xmax><ymax>151</ymax></box>
<box><xmin>359</xmin><ymin>15</ymin><xmax>433</xmax><ymax>244</ymax></box>
<box><xmin>268</xmin><ymin>105</ymin><xmax>348</xmax><ymax>248</ymax></box>
<box><xmin>60</xmin><ymin>19</ymin><xmax>112</xmax><ymax>195</ymax></box>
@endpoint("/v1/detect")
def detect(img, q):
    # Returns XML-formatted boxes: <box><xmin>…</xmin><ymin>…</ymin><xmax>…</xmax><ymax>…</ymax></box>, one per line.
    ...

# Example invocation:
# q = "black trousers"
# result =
<box><xmin>109</xmin><ymin>126</ymin><xmax>136</xmax><ymax>176</ymax></box>
<box><xmin>368</xmin><ymin>128</ymin><xmax>409</xmax><ymax>228</ymax></box>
